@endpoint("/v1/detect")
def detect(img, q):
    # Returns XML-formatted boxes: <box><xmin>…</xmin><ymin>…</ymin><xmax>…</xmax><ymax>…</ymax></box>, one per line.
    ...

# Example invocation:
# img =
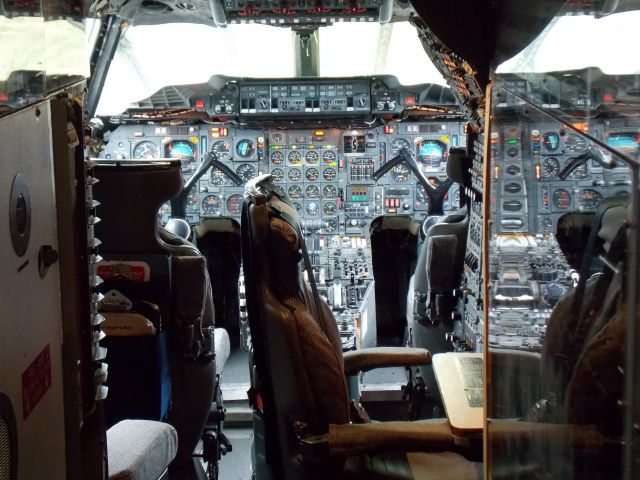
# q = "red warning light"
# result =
<box><xmin>405</xmin><ymin>97</ymin><xmax>416</xmax><ymax>105</ymax></box>
<box><xmin>603</xmin><ymin>93</ymin><xmax>614</xmax><ymax>102</ymax></box>
<box><xmin>384</xmin><ymin>125</ymin><xmax>394</xmax><ymax>134</ymax></box>
<box><xmin>195</xmin><ymin>99</ymin><xmax>205</xmax><ymax>109</ymax></box>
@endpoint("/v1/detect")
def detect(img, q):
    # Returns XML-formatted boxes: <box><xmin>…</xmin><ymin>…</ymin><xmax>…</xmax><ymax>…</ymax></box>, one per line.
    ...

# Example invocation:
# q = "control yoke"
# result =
<box><xmin>372</xmin><ymin>147</ymin><xmax>453</xmax><ymax>215</ymax></box>
<box><xmin>558</xmin><ymin>144</ymin><xmax>617</xmax><ymax>180</ymax></box>
<box><xmin>170</xmin><ymin>151</ymin><xmax>243</xmax><ymax>218</ymax></box>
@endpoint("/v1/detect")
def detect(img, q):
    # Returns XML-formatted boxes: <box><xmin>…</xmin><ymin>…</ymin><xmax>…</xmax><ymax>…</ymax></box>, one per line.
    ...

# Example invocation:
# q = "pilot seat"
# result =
<box><xmin>241</xmin><ymin>174</ymin><xmax>481</xmax><ymax>480</ymax></box>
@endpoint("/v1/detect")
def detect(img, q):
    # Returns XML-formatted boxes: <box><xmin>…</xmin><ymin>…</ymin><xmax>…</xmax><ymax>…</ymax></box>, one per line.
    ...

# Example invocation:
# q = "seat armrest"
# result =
<box><xmin>490</xmin><ymin>420</ymin><xmax>607</xmax><ymax>450</ymax></box>
<box><xmin>343</xmin><ymin>347</ymin><xmax>431</xmax><ymax>376</ymax></box>
<box><xmin>328</xmin><ymin>419</ymin><xmax>454</xmax><ymax>457</ymax></box>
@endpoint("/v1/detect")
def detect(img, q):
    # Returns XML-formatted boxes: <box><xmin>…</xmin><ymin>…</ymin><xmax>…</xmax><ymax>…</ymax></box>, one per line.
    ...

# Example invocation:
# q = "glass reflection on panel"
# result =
<box><xmin>487</xmin><ymin>77</ymin><xmax>636</xmax><ymax>478</ymax></box>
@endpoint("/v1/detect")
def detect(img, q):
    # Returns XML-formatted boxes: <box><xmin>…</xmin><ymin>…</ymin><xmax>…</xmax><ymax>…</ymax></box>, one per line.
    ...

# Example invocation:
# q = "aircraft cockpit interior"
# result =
<box><xmin>1</xmin><ymin>1</ymin><xmax>640</xmax><ymax>480</ymax></box>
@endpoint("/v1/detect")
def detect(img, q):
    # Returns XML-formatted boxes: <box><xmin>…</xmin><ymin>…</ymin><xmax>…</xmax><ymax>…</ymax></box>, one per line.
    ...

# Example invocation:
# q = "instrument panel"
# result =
<box><xmin>98</xmin><ymin>121</ymin><xmax>466</xmax><ymax>234</ymax></box>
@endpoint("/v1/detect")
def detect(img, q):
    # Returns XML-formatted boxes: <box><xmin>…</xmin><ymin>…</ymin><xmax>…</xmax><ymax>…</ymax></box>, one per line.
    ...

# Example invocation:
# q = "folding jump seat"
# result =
<box><xmin>93</xmin><ymin>160</ymin><xmax>230</xmax><ymax>477</ymax></box>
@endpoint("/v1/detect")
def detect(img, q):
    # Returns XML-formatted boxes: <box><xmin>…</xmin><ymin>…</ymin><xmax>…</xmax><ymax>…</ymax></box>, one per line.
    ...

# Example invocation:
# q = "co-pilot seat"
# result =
<box><xmin>93</xmin><ymin>160</ymin><xmax>229</xmax><ymax>473</ymax></box>
<box><xmin>241</xmin><ymin>175</ymin><xmax>481</xmax><ymax>480</ymax></box>
<box><xmin>408</xmin><ymin>148</ymin><xmax>471</xmax><ymax>350</ymax></box>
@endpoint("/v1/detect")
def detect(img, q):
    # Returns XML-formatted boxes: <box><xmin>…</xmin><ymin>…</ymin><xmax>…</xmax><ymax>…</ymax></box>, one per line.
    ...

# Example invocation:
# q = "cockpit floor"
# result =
<box><xmin>218</xmin><ymin>427</ymin><xmax>253</xmax><ymax>480</ymax></box>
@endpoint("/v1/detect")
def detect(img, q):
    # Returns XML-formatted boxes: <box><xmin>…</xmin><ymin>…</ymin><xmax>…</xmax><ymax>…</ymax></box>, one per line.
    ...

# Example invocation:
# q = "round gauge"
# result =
<box><xmin>235</xmin><ymin>139</ymin><xmax>255</xmax><ymax>158</ymax></box>
<box><xmin>166</xmin><ymin>140</ymin><xmax>197</xmax><ymax>171</ymax></box>
<box><xmin>211</xmin><ymin>167</ymin><xmax>231</xmax><ymax>186</ymax></box>
<box><xmin>568</xmin><ymin>161</ymin><xmax>589</xmax><ymax>179</ymax></box>
<box><xmin>305</xmin><ymin>167</ymin><xmax>319</xmax><ymax>182</ymax></box>
<box><xmin>305</xmin><ymin>184</ymin><xmax>320</xmax><ymax>198</ymax></box>
<box><xmin>542</xmin><ymin>132</ymin><xmax>560</xmax><ymax>152</ymax></box>
<box><xmin>292</xmin><ymin>202</ymin><xmax>303</xmax><ymax>213</ymax></box>
<box><xmin>235</xmin><ymin>163</ymin><xmax>256</xmax><ymax>182</ymax></box>
<box><xmin>273</xmin><ymin>185</ymin><xmax>286</xmax><ymax>196</ymax></box>
<box><xmin>271</xmin><ymin>168</ymin><xmax>284</xmax><ymax>182</ymax></box>
<box><xmin>288</xmin><ymin>150</ymin><xmax>302</xmax><ymax>165</ymax></box>
<box><xmin>271</xmin><ymin>150</ymin><xmax>285</xmax><ymax>164</ymax></box>
<box><xmin>201</xmin><ymin>195</ymin><xmax>221</xmax><ymax>215</ymax></box>
<box><xmin>133</xmin><ymin>141</ymin><xmax>160</xmax><ymax>159</ymax></box>
<box><xmin>540</xmin><ymin>157</ymin><xmax>560</xmax><ymax>179</ymax></box>
<box><xmin>390</xmin><ymin>138</ymin><xmax>411</xmax><ymax>156</ymax></box>
<box><xmin>305</xmin><ymin>150</ymin><xmax>319</xmax><ymax>164</ymax></box>
<box><xmin>552</xmin><ymin>188</ymin><xmax>571</xmax><ymax>210</ymax></box>
<box><xmin>322</xmin><ymin>150</ymin><xmax>337</xmax><ymax>164</ymax></box>
<box><xmin>288</xmin><ymin>185</ymin><xmax>303</xmax><ymax>199</ymax></box>
<box><xmin>323</xmin><ymin>184</ymin><xmax>338</xmax><ymax>198</ymax></box>
<box><xmin>211</xmin><ymin>141</ymin><xmax>232</xmax><ymax>161</ymax></box>
<box><xmin>577</xmin><ymin>189</ymin><xmax>603</xmax><ymax>210</ymax></box>
<box><xmin>391</xmin><ymin>164</ymin><xmax>412</xmax><ymax>183</ymax></box>
<box><xmin>305</xmin><ymin>202</ymin><xmax>320</xmax><ymax>216</ymax></box>
<box><xmin>416</xmin><ymin>140</ymin><xmax>445</xmax><ymax>168</ymax></box>
<box><xmin>166</xmin><ymin>140</ymin><xmax>196</xmax><ymax>159</ymax></box>
<box><xmin>416</xmin><ymin>184</ymin><xmax>430</xmax><ymax>209</ymax></box>
<box><xmin>323</xmin><ymin>218</ymin><xmax>338</xmax><ymax>233</ymax></box>
<box><xmin>288</xmin><ymin>168</ymin><xmax>302</xmax><ymax>182</ymax></box>
<box><xmin>541</xmin><ymin>217</ymin><xmax>554</xmax><ymax>230</ymax></box>
<box><xmin>323</xmin><ymin>202</ymin><xmax>337</xmax><ymax>216</ymax></box>
<box><xmin>226</xmin><ymin>194</ymin><xmax>243</xmax><ymax>215</ymax></box>
<box><xmin>323</xmin><ymin>167</ymin><xmax>337</xmax><ymax>181</ymax></box>
<box><xmin>564</xmin><ymin>132</ymin><xmax>588</xmax><ymax>153</ymax></box>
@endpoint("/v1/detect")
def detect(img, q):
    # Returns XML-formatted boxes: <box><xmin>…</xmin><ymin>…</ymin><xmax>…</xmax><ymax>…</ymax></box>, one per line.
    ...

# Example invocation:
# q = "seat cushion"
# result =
<box><xmin>107</xmin><ymin>420</ymin><xmax>178</xmax><ymax>480</ymax></box>
<box><xmin>344</xmin><ymin>451</ymin><xmax>481</xmax><ymax>479</ymax></box>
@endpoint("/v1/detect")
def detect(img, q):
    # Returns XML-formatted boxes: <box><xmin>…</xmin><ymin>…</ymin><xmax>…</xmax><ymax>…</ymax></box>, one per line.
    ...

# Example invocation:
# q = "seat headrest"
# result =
<box><xmin>94</xmin><ymin>161</ymin><xmax>183</xmax><ymax>255</ymax></box>
<box><xmin>446</xmin><ymin>147</ymin><xmax>472</xmax><ymax>188</ymax></box>
<box><xmin>165</xmin><ymin>218</ymin><xmax>191</xmax><ymax>240</ymax></box>
<box><xmin>598</xmin><ymin>204</ymin><xmax>628</xmax><ymax>253</ymax></box>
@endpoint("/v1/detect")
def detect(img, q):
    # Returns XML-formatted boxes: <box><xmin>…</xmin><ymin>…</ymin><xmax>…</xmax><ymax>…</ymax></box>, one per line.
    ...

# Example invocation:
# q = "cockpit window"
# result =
<box><xmin>497</xmin><ymin>10</ymin><xmax>640</xmax><ymax>74</ymax></box>
<box><xmin>96</xmin><ymin>20</ymin><xmax>445</xmax><ymax>115</ymax></box>
<box><xmin>318</xmin><ymin>22</ymin><xmax>444</xmax><ymax>84</ymax></box>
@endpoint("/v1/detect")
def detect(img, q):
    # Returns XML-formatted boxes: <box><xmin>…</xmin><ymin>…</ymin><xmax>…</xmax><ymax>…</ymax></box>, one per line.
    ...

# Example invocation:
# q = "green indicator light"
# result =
<box><xmin>507</xmin><ymin>139</ymin><xmax>518</xmax><ymax>144</ymax></box>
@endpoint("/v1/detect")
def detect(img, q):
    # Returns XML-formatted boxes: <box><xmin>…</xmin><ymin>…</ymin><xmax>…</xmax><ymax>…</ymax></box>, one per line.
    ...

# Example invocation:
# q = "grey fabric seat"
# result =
<box><xmin>241</xmin><ymin>176</ymin><xmax>481</xmax><ymax>480</ymax></box>
<box><xmin>107</xmin><ymin>420</ymin><xmax>178</xmax><ymax>480</ymax></box>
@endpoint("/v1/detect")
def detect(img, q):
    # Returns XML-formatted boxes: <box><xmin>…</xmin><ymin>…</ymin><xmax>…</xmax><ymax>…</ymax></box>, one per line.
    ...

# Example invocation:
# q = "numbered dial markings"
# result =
<box><xmin>235</xmin><ymin>163</ymin><xmax>257</xmax><ymax>182</ymax></box>
<box><xmin>305</xmin><ymin>185</ymin><xmax>320</xmax><ymax>198</ymax></box>
<box><xmin>323</xmin><ymin>150</ymin><xmax>337</xmax><ymax>164</ymax></box>
<box><xmin>305</xmin><ymin>150</ymin><xmax>319</xmax><ymax>164</ymax></box>
<box><xmin>305</xmin><ymin>167</ymin><xmax>320</xmax><ymax>181</ymax></box>
<box><xmin>288</xmin><ymin>150</ymin><xmax>303</xmax><ymax>165</ymax></box>
<box><xmin>212</xmin><ymin>141</ymin><xmax>232</xmax><ymax>161</ymax></box>
<box><xmin>323</xmin><ymin>167</ymin><xmax>336</xmax><ymax>181</ymax></box>
<box><xmin>271</xmin><ymin>168</ymin><xmax>285</xmax><ymax>182</ymax></box>
<box><xmin>271</xmin><ymin>150</ymin><xmax>284</xmax><ymax>164</ymax></box>
<box><xmin>202</xmin><ymin>195</ymin><xmax>221</xmax><ymax>215</ymax></box>
<box><xmin>323</xmin><ymin>184</ymin><xmax>338</xmax><ymax>198</ymax></box>
<box><xmin>288</xmin><ymin>185</ymin><xmax>303</xmax><ymax>198</ymax></box>
<box><xmin>288</xmin><ymin>168</ymin><xmax>302</xmax><ymax>182</ymax></box>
